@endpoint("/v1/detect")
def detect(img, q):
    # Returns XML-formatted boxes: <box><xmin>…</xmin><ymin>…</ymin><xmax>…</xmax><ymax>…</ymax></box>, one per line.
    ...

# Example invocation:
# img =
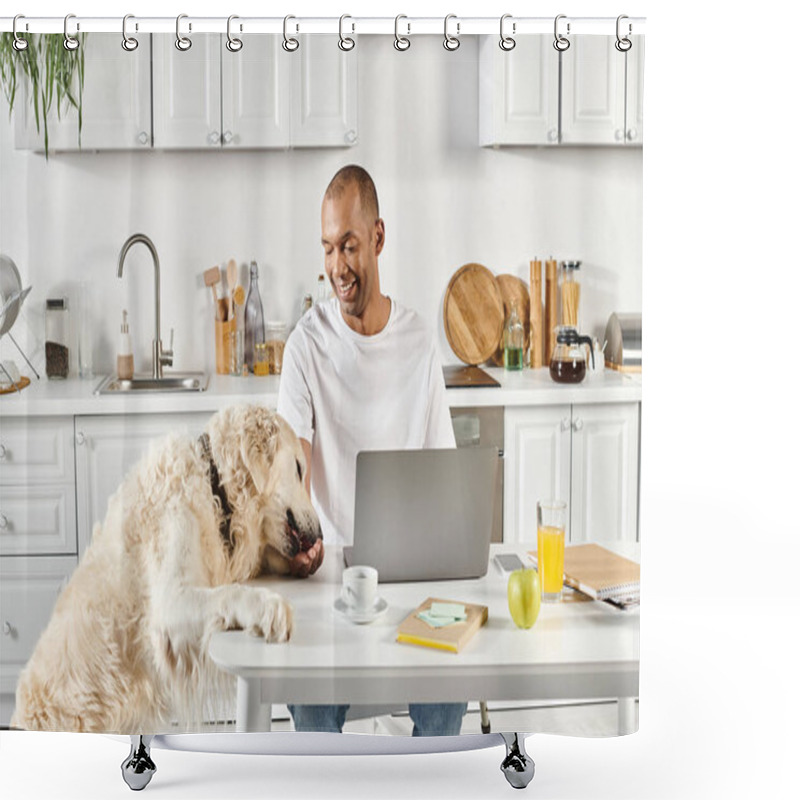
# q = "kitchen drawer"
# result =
<box><xmin>0</xmin><ymin>484</ymin><xmax>78</xmax><ymax>556</ymax></box>
<box><xmin>0</xmin><ymin>556</ymin><xmax>77</xmax><ymax>699</ymax></box>
<box><xmin>0</xmin><ymin>416</ymin><xmax>75</xmax><ymax>485</ymax></box>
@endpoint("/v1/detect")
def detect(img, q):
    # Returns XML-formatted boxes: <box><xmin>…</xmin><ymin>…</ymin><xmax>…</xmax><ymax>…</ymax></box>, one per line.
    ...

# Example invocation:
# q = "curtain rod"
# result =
<box><xmin>0</xmin><ymin>16</ymin><xmax>646</xmax><ymax>37</ymax></box>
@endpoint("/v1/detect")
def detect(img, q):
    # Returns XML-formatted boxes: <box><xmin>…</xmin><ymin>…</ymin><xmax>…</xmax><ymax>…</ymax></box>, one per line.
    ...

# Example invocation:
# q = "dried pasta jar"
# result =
<box><xmin>264</xmin><ymin>322</ymin><xmax>287</xmax><ymax>375</ymax></box>
<box><xmin>45</xmin><ymin>297</ymin><xmax>70</xmax><ymax>379</ymax></box>
<box><xmin>559</xmin><ymin>260</ymin><xmax>581</xmax><ymax>328</ymax></box>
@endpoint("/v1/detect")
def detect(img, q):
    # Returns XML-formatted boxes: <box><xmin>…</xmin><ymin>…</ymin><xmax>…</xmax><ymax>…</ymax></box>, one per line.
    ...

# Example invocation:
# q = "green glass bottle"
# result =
<box><xmin>503</xmin><ymin>301</ymin><xmax>524</xmax><ymax>371</ymax></box>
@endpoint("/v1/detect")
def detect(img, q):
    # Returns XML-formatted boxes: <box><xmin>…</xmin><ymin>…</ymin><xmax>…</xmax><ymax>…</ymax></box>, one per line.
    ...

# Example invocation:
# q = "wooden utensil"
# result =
<box><xmin>530</xmin><ymin>259</ymin><xmax>543</xmax><ymax>368</ymax></box>
<box><xmin>491</xmin><ymin>274</ymin><xmax>531</xmax><ymax>367</ymax></box>
<box><xmin>204</xmin><ymin>266</ymin><xmax>226</xmax><ymax>321</ymax></box>
<box><xmin>545</xmin><ymin>258</ymin><xmax>558</xmax><ymax>363</ymax></box>
<box><xmin>226</xmin><ymin>259</ymin><xmax>238</xmax><ymax>321</ymax></box>
<box><xmin>443</xmin><ymin>263</ymin><xmax>504</xmax><ymax>366</ymax></box>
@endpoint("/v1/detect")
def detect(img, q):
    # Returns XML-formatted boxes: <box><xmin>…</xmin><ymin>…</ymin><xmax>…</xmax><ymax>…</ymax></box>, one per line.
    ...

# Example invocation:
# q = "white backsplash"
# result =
<box><xmin>0</xmin><ymin>36</ymin><xmax>642</xmax><ymax>378</ymax></box>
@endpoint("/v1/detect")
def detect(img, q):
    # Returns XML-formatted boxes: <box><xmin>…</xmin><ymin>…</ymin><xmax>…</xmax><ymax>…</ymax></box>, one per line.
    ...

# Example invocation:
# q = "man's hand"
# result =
<box><xmin>288</xmin><ymin>538</ymin><xmax>324</xmax><ymax>578</ymax></box>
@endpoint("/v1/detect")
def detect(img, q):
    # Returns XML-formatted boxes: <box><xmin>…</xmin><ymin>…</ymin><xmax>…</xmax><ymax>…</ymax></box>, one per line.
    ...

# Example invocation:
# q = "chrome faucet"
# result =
<box><xmin>117</xmin><ymin>234</ymin><xmax>173</xmax><ymax>380</ymax></box>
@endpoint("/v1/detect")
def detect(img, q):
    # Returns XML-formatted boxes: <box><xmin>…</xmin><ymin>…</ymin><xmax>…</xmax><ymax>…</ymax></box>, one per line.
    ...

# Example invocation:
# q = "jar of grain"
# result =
<box><xmin>253</xmin><ymin>342</ymin><xmax>269</xmax><ymax>376</ymax></box>
<box><xmin>264</xmin><ymin>322</ymin><xmax>287</xmax><ymax>375</ymax></box>
<box><xmin>45</xmin><ymin>297</ymin><xmax>70</xmax><ymax>379</ymax></box>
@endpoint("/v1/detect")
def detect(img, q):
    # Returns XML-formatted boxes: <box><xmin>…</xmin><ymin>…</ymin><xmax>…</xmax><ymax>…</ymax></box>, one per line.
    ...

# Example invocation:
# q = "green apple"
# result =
<box><xmin>507</xmin><ymin>567</ymin><xmax>541</xmax><ymax>629</ymax></box>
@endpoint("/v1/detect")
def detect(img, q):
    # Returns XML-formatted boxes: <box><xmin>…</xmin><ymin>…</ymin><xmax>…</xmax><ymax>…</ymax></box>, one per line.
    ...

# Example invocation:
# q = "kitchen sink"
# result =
<box><xmin>95</xmin><ymin>373</ymin><xmax>209</xmax><ymax>395</ymax></box>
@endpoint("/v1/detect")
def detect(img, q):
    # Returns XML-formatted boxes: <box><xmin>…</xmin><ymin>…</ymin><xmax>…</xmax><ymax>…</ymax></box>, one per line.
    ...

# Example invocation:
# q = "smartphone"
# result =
<box><xmin>494</xmin><ymin>553</ymin><xmax>525</xmax><ymax>573</ymax></box>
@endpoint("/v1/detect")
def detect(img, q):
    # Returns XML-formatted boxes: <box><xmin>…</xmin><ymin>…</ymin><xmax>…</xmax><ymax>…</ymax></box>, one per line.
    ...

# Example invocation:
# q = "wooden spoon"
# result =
<box><xmin>203</xmin><ymin>266</ymin><xmax>227</xmax><ymax>321</ymax></box>
<box><xmin>226</xmin><ymin>259</ymin><xmax>238</xmax><ymax>321</ymax></box>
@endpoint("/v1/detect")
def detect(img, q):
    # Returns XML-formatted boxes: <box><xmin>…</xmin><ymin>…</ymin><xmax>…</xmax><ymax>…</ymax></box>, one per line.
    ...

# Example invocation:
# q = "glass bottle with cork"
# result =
<box><xmin>244</xmin><ymin>261</ymin><xmax>265</xmax><ymax>374</ymax></box>
<box><xmin>503</xmin><ymin>300</ymin><xmax>525</xmax><ymax>371</ymax></box>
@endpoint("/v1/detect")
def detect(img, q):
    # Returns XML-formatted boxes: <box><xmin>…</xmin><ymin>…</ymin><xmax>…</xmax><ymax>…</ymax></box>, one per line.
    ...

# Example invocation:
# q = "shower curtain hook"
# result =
<box><xmin>283</xmin><ymin>15</ymin><xmax>299</xmax><ymax>52</ymax></box>
<box><xmin>338</xmin><ymin>15</ymin><xmax>355</xmax><ymax>51</ymax></box>
<box><xmin>554</xmin><ymin>14</ymin><xmax>570</xmax><ymax>51</ymax></box>
<box><xmin>122</xmin><ymin>14</ymin><xmax>139</xmax><ymax>52</ymax></box>
<box><xmin>499</xmin><ymin>14</ymin><xmax>516</xmax><ymax>51</ymax></box>
<box><xmin>615</xmin><ymin>15</ymin><xmax>632</xmax><ymax>52</ymax></box>
<box><xmin>394</xmin><ymin>15</ymin><xmax>411</xmax><ymax>51</ymax></box>
<box><xmin>12</xmin><ymin>15</ymin><xmax>28</xmax><ymax>52</ymax></box>
<box><xmin>226</xmin><ymin>15</ymin><xmax>243</xmax><ymax>52</ymax></box>
<box><xmin>443</xmin><ymin>14</ymin><xmax>460</xmax><ymax>51</ymax></box>
<box><xmin>63</xmin><ymin>14</ymin><xmax>80</xmax><ymax>51</ymax></box>
<box><xmin>175</xmin><ymin>14</ymin><xmax>192</xmax><ymax>51</ymax></box>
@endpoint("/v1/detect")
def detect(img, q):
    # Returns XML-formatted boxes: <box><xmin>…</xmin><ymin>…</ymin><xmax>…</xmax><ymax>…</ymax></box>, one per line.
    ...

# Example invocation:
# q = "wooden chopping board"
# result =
<box><xmin>443</xmin><ymin>263</ymin><xmax>504</xmax><ymax>366</ymax></box>
<box><xmin>491</xmin><ymin>274</ymin><xmax>531</xmax><ymax>366</ymax></box>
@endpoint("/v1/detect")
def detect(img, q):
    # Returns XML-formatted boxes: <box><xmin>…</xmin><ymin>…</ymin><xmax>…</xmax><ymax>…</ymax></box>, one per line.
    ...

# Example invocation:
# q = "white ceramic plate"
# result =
<box><xmin>334</xmin><ymin>596</ymin><xmax>389</xmax><ymax>624</ymax></box>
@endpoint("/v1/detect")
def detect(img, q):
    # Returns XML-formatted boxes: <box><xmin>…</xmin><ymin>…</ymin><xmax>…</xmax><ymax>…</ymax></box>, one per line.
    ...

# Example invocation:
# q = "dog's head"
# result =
<box><xmin>206</xmin><ymin>405</ymin><xmax>322</xmax><ymax>572</ymax></box>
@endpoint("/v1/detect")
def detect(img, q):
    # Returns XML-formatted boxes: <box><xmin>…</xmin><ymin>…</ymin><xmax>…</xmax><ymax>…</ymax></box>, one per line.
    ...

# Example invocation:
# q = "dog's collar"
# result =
<box><xmin>198</xmin><ymin>433</ymin><xmax>234</xmax><ymax>554</ymax></box>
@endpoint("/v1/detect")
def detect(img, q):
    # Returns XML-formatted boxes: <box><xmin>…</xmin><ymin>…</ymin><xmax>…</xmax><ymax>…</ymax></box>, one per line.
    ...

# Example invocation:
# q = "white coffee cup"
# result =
<box><xmin>341</xmin><ymin>565</ymin><xmax>378</xmax><ymax>614</ymax></box>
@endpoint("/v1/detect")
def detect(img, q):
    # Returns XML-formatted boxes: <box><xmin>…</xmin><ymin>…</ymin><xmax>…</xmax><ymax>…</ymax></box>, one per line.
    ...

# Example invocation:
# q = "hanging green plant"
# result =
<box><xmin>0</xmin><ymin>32</ymin><xmax>87</xmax><ymax>159</ymax></box>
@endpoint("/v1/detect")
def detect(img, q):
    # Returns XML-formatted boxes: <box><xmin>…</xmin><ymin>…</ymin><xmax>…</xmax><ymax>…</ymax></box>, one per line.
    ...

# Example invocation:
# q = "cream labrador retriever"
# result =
<box><xmin>11</xmin><ymin>404</ymin><xmax>321</xmax><ymax>733</ymax></box>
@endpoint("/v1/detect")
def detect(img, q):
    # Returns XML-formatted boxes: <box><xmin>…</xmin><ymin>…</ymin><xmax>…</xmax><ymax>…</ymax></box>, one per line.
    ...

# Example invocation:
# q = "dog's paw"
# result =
<box><xmin>235</xmin><ymin>588</ymin><xmax>293</xmax><ymax>643</ymax></box>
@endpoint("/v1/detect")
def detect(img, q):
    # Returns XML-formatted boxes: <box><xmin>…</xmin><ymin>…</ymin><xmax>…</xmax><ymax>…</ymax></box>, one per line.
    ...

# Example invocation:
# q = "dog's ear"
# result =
<box><xmin>240</xmin><ymin>407</ymin><xmax>279</xmax><ymax>495</ymax></box>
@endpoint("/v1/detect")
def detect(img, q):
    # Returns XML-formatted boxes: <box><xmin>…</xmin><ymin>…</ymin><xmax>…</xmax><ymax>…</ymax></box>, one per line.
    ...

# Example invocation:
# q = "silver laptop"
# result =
<box><xmin>343</xmin><ymin>447</ymin><xmax>499</xmax><ymax>582</ymax></box>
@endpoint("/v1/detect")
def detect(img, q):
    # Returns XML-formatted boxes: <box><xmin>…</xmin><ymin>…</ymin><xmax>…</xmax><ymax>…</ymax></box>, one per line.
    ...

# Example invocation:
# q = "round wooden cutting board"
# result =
<box><xmin>443</xmin><ymin>263</ymin><xmax>504</xmax><ymax>365</ymax></box>
<box><xmin>491</xmin><ymin>274</ymin><xmax>531</xmax><ymax>366</ymax></box>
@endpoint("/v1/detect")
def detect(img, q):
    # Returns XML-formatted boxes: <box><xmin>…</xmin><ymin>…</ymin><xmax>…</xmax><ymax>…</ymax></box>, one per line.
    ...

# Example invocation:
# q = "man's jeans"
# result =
<box><xmin>288</xmin><ymin>703</ymin><xmax>468</xmax><ymax>736</ymax></box>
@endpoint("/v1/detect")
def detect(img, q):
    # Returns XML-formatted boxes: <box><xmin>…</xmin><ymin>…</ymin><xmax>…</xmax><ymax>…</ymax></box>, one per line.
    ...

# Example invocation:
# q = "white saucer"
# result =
<box><xmin>334</xmin><ymin>596</ymin><xmax>389</xmax><ymax>624</ymax></box>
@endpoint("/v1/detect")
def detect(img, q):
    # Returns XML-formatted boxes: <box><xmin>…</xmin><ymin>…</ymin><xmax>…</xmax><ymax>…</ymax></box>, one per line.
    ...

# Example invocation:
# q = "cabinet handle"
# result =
<box><xmin>0</xmin><ymin>443</ymin><xmax>6</xmax><ymax>460</ymax></box>
<box><xmin>76</xmin><ymin>431</ymin><xmax>86</xmax><ymax>446</ymax></box>
<box><xmin>0</xmin><ymin>513</ymin><xmax>8</xmax><ymax>530</ymax></box>
<box><xmin>208</xmin><ymin>131</ymin><xmax>221</xmax><ymax>145</ymax></box>
<box><xmin>561</xmin><ymin>417</ymin><xmax>571</xmax><ymax>432</ymax></box>
<box><xmin>615</xmin><ymin>129</ymin><xmax>624</xmax><ymax>142</ymax></box>
<box><xmin>548</xmin><ymin>128</ymin><xmax>558</xmax><ymax>143</ymax></box>
<box><xmin>138</xmin><ymin>131</ymin><xmax>149</xmax><ymax>145</ymax></box>
<box><xmin>222</xmin><ymin>130</ymin><xmax>233</xmax><ymax>145</ymax></box>
<box><xmin>627</xmin><ymin>128</ymin><xmax>638</xmax><ymax>141</ymax></box>
<box><xmin>572</xmin><ymin>418</ymin><xmax>583</xmax><ymax>432</ymax></box>
<box><xmin>345</xmin><ymin>129</ymin><xmax>357</xmax><ymax>145</ymax></box>
<box><xmin>3</xmin><ymin>621</ymin><xmax>13</xmax><ymax>636</ymax></box>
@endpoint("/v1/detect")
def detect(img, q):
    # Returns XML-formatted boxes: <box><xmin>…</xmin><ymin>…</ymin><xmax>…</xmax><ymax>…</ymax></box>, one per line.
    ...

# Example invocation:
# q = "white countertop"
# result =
<box><xmin>0</xmin><ymin>366</ymin><xmax>641</xmax><ymax>417</ymax></box>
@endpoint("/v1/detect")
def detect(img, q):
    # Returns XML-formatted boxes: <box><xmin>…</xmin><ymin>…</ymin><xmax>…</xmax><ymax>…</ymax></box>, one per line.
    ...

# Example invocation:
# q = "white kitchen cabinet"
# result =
<box><xmin>480</xmin><ymin>34</ymin><xmax>644</xmax><ymax>146</ymax></box>
<box><xmin>152</xmin><ymin>33</ymin><xmax>225</xmax><ymax>149</ymax></box>
<box><xmin>74</xmin><ymin>413</ymin><xmax>211</xmax><ymax>556</ymax></box>
<box><xmin>504</xmin><ymin>402</ymin><xmax>639</xmax><ymax>545</ymax></box>
<box><xmin>625</xmin><ymin>36</ymin><xmax>645</xmax><ymax>144</ymax></box>
<box><xmin>479</xmin><ymin>34</ymin><xmax>559</xmax><ymax>146</ymax></box>
<box><xmin>0</xmin><ymin>416</ymin><xmax>77</xmax><ymax>556</ymax></box>
<box><xmin>152</xmin><ymin>33</ymin><xmax>356</xmax><ymax>149</ymax></box>
<box><xmin>291</xmin><ymin>35</ymin><xmax>358</xmax><ymax>148</ymax></box>
<box><xmin>0</xmin><ymin>556</ymin><xmax>77</xmax><ymax>726</ymax></box>
<box><xmin>560</xmin><ymin>35</ymin><xmax>626</xmax><ymax>145</ymax></box>
<box><xmin>15</xmin><ymin>33</ymin><xmax>152</xmax><ymax>152</ymax></box>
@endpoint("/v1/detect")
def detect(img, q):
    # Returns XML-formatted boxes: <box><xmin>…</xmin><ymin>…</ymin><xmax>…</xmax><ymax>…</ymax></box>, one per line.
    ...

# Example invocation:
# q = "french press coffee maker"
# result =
<box><xmin>549</xmin><ymin>325</ymin><xmax>594</xmax><ymax>384</ymax></box>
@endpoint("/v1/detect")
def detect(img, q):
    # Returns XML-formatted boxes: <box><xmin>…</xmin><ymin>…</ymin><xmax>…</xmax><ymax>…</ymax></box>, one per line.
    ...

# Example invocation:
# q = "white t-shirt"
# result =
<box><xmin>277</xmin><ymin>298</ymin><xmax>455</xmax><ymax>546</ymax></box>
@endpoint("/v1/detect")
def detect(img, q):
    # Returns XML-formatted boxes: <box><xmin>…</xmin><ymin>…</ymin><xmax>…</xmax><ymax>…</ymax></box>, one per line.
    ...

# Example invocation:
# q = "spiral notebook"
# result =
<box><xmin>561</xmin><ymin>544</ymin><xmax>640</xmax><ymax>601</ymax></box>
<box><xmin>528</xmin><ymin>543</ymin><xmax>640</xmax><ymax>603</ymax></box>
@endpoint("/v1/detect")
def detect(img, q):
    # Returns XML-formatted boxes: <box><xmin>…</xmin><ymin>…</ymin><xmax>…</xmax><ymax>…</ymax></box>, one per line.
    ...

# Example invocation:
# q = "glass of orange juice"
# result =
<box><xmin>537</xmin><ymin>500</ymin><xmax>567</xmax><ymax>602</ymax></box>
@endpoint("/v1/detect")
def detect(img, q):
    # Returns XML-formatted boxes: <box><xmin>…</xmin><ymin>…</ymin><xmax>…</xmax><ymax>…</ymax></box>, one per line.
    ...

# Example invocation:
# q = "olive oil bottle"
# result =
<box><xmin>503</xmin><ymin>301</ymin><xmax>524</xmax><ymax>371</ymax></box>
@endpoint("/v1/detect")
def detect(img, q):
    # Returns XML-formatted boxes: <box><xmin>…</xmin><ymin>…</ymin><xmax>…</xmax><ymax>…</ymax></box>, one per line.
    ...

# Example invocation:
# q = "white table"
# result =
<box><xmin>209</xmin><ymin>544</ymin><xmax>639</xmax><ymax>734</ymax></box>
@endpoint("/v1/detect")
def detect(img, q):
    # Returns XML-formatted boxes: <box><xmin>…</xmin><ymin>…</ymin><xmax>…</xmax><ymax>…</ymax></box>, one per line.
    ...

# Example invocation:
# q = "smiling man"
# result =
<box><xmin>277</xmin><ymin>164</ymin><xmax>463</xmax><ymax>736</ymax></box>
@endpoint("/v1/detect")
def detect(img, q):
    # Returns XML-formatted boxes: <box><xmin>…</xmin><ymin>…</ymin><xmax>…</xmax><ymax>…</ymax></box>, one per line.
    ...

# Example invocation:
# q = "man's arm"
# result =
<box><xmin>286</xmin><ymin>437</ymin><xmax>324</xmax><ymax>578</ymax></box>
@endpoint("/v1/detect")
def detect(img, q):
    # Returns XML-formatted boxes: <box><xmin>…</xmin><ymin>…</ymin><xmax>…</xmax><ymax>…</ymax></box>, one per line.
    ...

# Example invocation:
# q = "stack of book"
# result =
<box><xmin>530</xmin><ymin>543</ymin><xmax>640</xmax><ymax>610</ymax></box>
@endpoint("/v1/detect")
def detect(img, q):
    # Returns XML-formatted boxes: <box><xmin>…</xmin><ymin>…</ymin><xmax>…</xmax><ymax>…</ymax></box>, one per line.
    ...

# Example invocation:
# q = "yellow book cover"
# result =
<box><xmin>396</xmin><ymin>597</ymin><xmax>488</xmax><ymax>654</ymax></box>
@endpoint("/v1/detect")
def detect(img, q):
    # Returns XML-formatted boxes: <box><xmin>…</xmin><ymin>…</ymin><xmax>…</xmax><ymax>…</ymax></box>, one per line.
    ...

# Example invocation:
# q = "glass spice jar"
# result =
<box><xmin>45</xmin><ymin>297</ymin><xmax>70</xmax><ymax>379</ymax></box>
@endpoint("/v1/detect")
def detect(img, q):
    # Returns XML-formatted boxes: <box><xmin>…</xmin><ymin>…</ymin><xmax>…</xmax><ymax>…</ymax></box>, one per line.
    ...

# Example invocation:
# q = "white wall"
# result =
<box><xmin>0</xmin><ymin>35</ymin><xmax>642</xmax><ymax>378</ymax></box>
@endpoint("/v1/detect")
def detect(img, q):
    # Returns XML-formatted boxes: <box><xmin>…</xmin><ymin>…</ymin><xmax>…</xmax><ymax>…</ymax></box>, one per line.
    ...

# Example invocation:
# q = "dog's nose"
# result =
<box><xmin>287</xmin><ymin>508</ymin><xmax>320</xmax><ymax>552</ymax></box>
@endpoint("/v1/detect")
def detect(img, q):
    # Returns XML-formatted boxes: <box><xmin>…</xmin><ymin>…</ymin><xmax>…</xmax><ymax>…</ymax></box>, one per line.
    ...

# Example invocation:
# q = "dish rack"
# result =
<box><xmin>0</xmin><ymin>254</ymin><xmax>37</xmax><ymax>391</ymax></box>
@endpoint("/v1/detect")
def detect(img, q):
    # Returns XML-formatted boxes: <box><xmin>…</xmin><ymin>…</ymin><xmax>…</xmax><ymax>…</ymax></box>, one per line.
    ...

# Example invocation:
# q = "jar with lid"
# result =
<box><xmin>559</xmin><ymin>261</ymin><xmax>581</xmax><ymax>327</ymax></box>
<box><xmin>264</xmin><ymin>322</ymin><xmax>288</xmax><ymax>374</ymax></box>
<box><xmin>45</xmin><ymin>297</ymin><xmax>70</xmax><ymax>379</ymax></box>
<box><xmin>253</xmin><ymin>342</ymin><xmax>270</xmax><ymax>376</ymax></box>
